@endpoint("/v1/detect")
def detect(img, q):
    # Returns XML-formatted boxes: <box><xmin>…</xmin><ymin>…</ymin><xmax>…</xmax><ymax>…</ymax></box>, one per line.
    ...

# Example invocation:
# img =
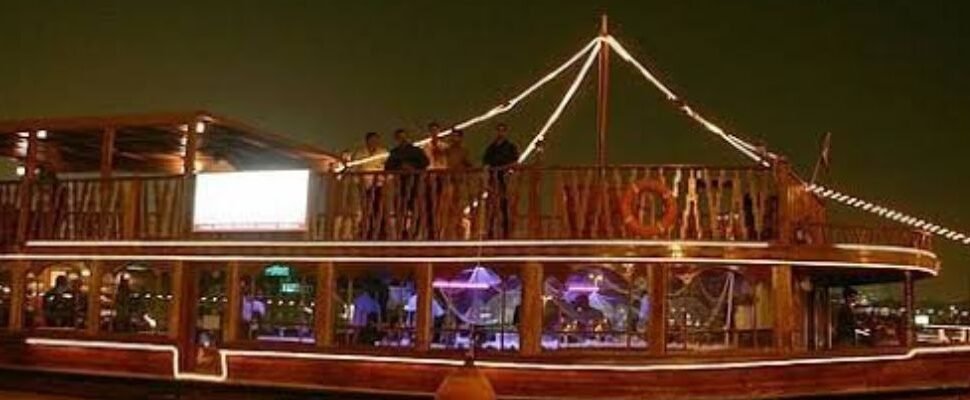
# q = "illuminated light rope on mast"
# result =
<box><xmin>338</xmin><ymin>37</ymin><xmax>602</xmax><ymax>172</ymax></box>
<box><xmin>597</xmin><ymin>35</ymin><xmax>969</xmax><ymax>246</ymax></box>
<box><xmin>601</xmin><ymin>35</ymin><xmax>771</xmax><ymax>166</ymax></box>
<box><xmin>807</xmin><ymin>183</ymin><xmax>970</xmax><ymax>247</ymax></box>
<box><xmin>518</xmin><ymin>40</ymin><xmax>603</xmax><ymax>163</ymax></box>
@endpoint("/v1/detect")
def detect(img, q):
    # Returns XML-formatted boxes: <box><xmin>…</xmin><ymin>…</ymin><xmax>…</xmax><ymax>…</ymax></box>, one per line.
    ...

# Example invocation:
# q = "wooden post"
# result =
<box><xmin>182</xmin><ymin>120</ymin><xmax>199</xmax><ymax>236</ymax></box>
<box><xmin>168</xmin><ymin>261</ymin><xmax>185</xmax><ymax>340</ymax></box>
<box><xmin>818</xmin><ymin>286</ymin><xmax>832</xmax><ymax>350</ymax></box>
<box><xmin>225</xmin><ymin>261</ymin><xmax>242</xmax><ymax>343</ymax></box>
<box><xmin>122</xmin><ymin>179</ymin><xmax>142</xmax><ymax>239</ymax></box>
<box><xmin>86</xmin><ymin>261</ymin><xmax>103</xmax><ymax>335</ymax></box>
<box><xmin>315</xmin><ymin>262</ymin><xmax>335</xmax><ymax>347</ymax></box>
<box><xmin>415</xmin><ymin>263</ymin><xmax>433</xmax><ymax>351</ymax></box>
<box><xmin>528</xmin><ymin>169</ymin><xmax>542</xmax><ymax>238</ymax></box>
<box><xmin>772</xmin><ymin>266</ymin><xmax>795</xmax><ymax>352</ymax></box>
<box><xmin>175</xmin><ymin>261</ymin><xmax>197</xmax><ymax>371</ymax></box>
<box><xmin>100</xmin><ymin>128</ymin><xmax>115</xmax><ymax>179</ymax></box>
<box><xmin>772</xmin><ymin>159</ymin><xmax>797</xmax><ymax>353</ymax></box>
<box><xmin>15</xmin><ymin>132</ymin><xmax>38</xmax><ymax>245</ymax></box>
<box><xmin>648</xmin><ymin>264</ymin><xmax>668</xmax><ymax>355</ymax></box>
<box><xmin>902</xmin><ymin>271</ymin><xmax>915</xmax><ymax>347</ymax></box>
<box><xmin>9</xmin><ymin>261</ymin><xmax>27</xmax><ymax>331</ymax></box>
<box><xmin>595</xmin><ymin>14</ymin><xmax>610</xmax><ymax>168</ymax></box>
<box><xmin>99</xmin><ymin>128</ymin><xmax>115</xmax><ymax>239</ymax></box>
<box><xmin>519</xmin><ymin>262</ymin><xmax>543</xmax><ymax>356</ymax></box>
<box><xmin>183</xmin><ymin>121</ymin><xmax>199</xmax><ymax>176</ymax></box>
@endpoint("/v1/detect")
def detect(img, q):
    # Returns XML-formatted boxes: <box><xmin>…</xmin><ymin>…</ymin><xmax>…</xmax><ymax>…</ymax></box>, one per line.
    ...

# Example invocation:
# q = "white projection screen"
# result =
<box><xmin>193</xmin><ymin>170</ymin><xmax>311</xmax><ymax>232</ymax></box>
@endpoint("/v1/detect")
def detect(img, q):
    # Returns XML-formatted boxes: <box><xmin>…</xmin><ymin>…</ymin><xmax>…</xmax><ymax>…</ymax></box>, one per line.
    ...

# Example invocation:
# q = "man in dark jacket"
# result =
<box><xmin>385</xmin><ymin>129</ymin><xmax>430</xmax><ymax>172</ymax></box>
<box><xmin>385</xmin><ymin>129</ymin><xmax>430</xmax><ymax>238</ymax></box>
<box><xmin>482</xmin><ymin>123</ymin><xmax>519</xmax><ymax>238</ymax></box>
<box><xmin>482</xmin><ymin>123</ymin><xmax>519</xmax><ymax>168</ymax></box>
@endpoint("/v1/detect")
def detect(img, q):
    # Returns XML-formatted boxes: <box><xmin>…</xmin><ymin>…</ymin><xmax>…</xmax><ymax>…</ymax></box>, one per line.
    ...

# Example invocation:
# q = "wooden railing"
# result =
<box><xmin>0</xmin><ymin>181</ymin><xmax>19</xmax><ymax>245</ymax></box>
<box><xmin>25</xmin><ymin>176</ymin><xmax>187</xmax><ymax>241</ymax></box>
<box><xmin>0</xmin><ymin>166</ymin><xmax>932</xmax><ymax>251</ymax></box>
<box><xmin>312</xmin><ymin>165</ymin><xmax>780</xmax><ymax>241</ymax></box>
<box><xmin>799</xmin><ymin>223</ymin><xmax>933</xmax><ymax>250</ymax></box>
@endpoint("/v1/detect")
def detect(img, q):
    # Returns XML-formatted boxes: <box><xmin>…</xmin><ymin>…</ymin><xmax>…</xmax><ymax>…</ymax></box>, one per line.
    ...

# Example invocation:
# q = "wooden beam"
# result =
<box><xmin>225</xmin><ymin>261</ymin><xmax>242</xmax><ymax>344</ymax></box>
<box><xmin>773</xmin><ymin>265</ymin><xmax>795</xmax><ymax>352</ymax></box>
<box><xmin>100</xmin><ymin>128</ymin><xmax>115</xmax><ymax>179</ymax></box>
<box><xmin>415</xmin><ymin>263</ymin><xmax>433</xmax><ymax>351</ymax></box>
<box><xmin>15</xmin><ymin>132</ymin><xmax>38</xmax><ymax>245</ymax></box>
<box><xmin>315</xmin><ymin>262</ymin><xmax>335</xmax><ymax>348</ymax></box>
<box><xmin>86</xmin><ymin>261</ymin><xmax>103</xmax><ymax>335</ymax></box>
<box><xmin>183</xmin><ymin>122</ymin><xmax>198</xmax><ymax>176</ymax></box>
<box><xmin>519</xmin><ymin>262</ymin><xmax>543</xmax><ymax>356</ymax></box>
<box><xmin>173</xmin><ymin>261</ymin><xmax>196</xmax><ymax>373</ymax></box>
<box><xmin>8</xmin><ymin>261</ymin><xmax>27</xmax><ymax>331</ymax></box>
<box><xmin>168</xmin><ymin>261</ymin><xmax>185</xmax><ymax>340</ymax></box>
<box><xmin>902</xmin><ymin>271</ymin><xmax>914</xmax><ymax>347</ymax></box>
<box><xmin>648</xmin><ymin>264</ymin><xmax>667</xmax><ymax>355</ymax></box>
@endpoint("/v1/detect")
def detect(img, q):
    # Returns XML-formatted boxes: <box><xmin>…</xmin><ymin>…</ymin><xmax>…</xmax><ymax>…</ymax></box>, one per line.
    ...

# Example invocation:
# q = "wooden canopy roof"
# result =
<box><xmin>0</xmin><ymin>111</ymin><xmax>339</xmax><ymax>175</ymax></box>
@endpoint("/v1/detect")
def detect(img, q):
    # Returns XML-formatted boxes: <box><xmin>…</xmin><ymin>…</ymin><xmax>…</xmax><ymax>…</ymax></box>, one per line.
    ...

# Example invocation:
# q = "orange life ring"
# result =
<box><xmin>620</xmin><ymin>179</ymin><xmax>678</xmax><ymax>238</ymax></box>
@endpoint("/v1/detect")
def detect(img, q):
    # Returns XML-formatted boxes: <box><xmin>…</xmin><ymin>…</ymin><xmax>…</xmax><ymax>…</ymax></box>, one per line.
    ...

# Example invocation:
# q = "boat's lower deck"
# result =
<box><xmin>4</xmin><ymin>336</ymin><xmax>970</xmax><ymax>399</ymax></box>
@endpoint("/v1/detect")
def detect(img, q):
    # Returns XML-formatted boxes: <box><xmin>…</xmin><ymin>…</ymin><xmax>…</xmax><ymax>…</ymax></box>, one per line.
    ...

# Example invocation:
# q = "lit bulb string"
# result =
<box><xmin>337</xmin><ymin>37</ymin><xmax>602</xmax><ymax>172</ymax></box>
<box><xmin>23</xmin><ymin>337</ymin><xmax>970</xmax><ymax>380</ymax></box>
<box><xmin>807</xmin><ymin>183</ymin><xmax>970</xmax><ymax>247</ymax></box>
<box><xmin>600</xmin><ymin>35</ymin><xmax>773</xmax><ymax>167</ymax></box>
<box><xmin>603</xmin><ymin>35</ymin><xmax>969</xmax><ymax>246</ymax></box>
<box><xmin>517</xmin><ymin>40</ymin><xmax>603</xmax><ymax>163</ymax></box>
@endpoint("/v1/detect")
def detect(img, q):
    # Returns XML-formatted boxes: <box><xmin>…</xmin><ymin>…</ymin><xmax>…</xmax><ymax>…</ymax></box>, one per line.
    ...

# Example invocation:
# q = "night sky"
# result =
<box><xmin>1</xmin><ymin>1</ymin><xmax>968</xmax><ymax>301</ymax></box>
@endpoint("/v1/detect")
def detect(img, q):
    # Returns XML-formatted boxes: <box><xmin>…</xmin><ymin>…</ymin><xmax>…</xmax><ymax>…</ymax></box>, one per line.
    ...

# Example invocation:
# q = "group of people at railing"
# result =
<box><xmin>336</xmin><ymin>122</ymin><xmax>521</xmax><ymax>241</ymax></box>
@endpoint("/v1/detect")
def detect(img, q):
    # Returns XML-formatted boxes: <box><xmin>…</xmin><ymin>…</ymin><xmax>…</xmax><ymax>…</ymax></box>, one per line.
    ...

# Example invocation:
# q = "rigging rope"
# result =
<box><xmin>339</xmin><ymin>37</ymin><xmax>602</xmax><ymax>171</ymax></box>
<box><xmin>518</xmin><ymin>40</ymin><xmax>603</xmax><ymax>163</ymax></box>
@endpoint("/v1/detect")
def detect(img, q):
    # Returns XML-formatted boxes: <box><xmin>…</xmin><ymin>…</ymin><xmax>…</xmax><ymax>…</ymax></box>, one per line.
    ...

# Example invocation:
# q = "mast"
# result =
<box><xmin>596</xmin><ymin>14</ymin><xmax>610</xmax><ymax>167</ymax></box>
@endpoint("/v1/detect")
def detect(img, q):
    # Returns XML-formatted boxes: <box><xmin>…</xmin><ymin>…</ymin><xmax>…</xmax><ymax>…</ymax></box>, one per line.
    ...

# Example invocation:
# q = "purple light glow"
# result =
<box><xmin>566</xmin><ymin>285</ymin><xmax>599</xmax><ymax>293</ymax></box>
<box><xmin>433</xmin><ymin>280</ymin><xmax>491</xmax><ymax>290</ymax></box>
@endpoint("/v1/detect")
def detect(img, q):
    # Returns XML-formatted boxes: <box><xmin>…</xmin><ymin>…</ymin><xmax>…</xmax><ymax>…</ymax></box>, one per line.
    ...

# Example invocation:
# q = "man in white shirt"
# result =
<box><xmin>351</xmin><ymin>132</ymin><xmax>388</xmax><ymax>239</ymax></box>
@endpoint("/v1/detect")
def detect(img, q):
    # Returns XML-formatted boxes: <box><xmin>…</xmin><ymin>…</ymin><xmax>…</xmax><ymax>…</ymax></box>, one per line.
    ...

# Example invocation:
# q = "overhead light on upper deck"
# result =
<box><xmin>36</xmin><ymin>130</ymin><xmax>48</xmax><ymax>139</ymax></box>
<box><xmin>195</xmin><ymin>122</ymin><xmax>206</xmax><ymax>134</ymax></box>
<box><xmin>15</xmin><ymin>131</ymin><xmax>28</xmax><ymax>138</ymax></box>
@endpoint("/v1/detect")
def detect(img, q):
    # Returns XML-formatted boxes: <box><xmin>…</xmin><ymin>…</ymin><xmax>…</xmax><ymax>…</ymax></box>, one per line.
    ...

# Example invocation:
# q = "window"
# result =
<box><xmin>240</xmin><ymin>263</ymin><xmax>316</xmax><ymax>344</ymax></box>
<box><xmin>830</xmin><ymin>284</ymin><xmax>904</xmax><ymax>348</ymax></box>
<box><xmin>666</xmin><ymin>265</ymin><xmax>773</xmax><ymax>351</ymax></box>
<box><xmin>432</xmin><ymin>264</ymin><xmax>519</xmax><ymax>352</ymax></box>
<box><xmin>99</xmin><ymin>263</ymin><xmax>172</xmax><ymax>335</ymax></box>
<box><xmin>334</xmin><ymin>265</ymin><xmax>415</xmax><ymax>348</ymax></box>
<box><xmin>25</xmin><ymin>262</ymin><xmax>91</xmax><ymax>330</ymax></box>
<box><xmin>195</xmin><ymin>266</ymin><xmax>227</xmax><ymax>344</ymax></box>
<box><xmin>542</xmin><ymin>264</ymin><xmax>648</xmax><ymax>350</ymax></box>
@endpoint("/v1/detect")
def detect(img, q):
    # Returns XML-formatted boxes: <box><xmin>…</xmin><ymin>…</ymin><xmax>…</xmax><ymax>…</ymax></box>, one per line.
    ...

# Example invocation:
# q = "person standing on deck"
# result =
<box><xmin>425</xmin><ymin>122</ymin><xmax>449</xmax><ymax>237</ymax></box>
<box><xmin>425</xmin><ymin>122</ymin><xmax>449</xmax><ymax>170</ymax></box>
<box><xmin>482</xmin><ymin>123</ymin><xmax>519</xmax><ymax>239</ymax></box>
<box><xmin>351</xmin><ymin>132</ymin><xmax>388</xmax><ymax>240</ymax></box>
<box><xmin>835</xmin><ymin>287</ymin><xmax>860</xmax><ymax>347</ymax></box>
<box><xmin>385</xmin><ymin>128</ymin><xmax>430</xmax><ymax>239</ymax></box>
<box><xmin>43</xmin><ymin>275</ymin><xmax>74</xmax><ymax>328</ymax></box>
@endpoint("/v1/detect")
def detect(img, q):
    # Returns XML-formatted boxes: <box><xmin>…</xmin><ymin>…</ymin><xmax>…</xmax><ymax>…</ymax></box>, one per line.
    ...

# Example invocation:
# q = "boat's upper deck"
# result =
<box><xmin>0</xmin><ymin>111</ymin><xmax>938</xmax><ymax>280</ymax></box>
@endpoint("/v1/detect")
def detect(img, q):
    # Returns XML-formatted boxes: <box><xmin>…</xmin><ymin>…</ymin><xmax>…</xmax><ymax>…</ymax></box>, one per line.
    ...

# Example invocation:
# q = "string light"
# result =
<box><xmin>338</xmin><ymin>37</ymin><xmax>602</xmax><ymax>172</ymax></box>
<box><xmin>603</xmin><ymin>35</ymin><xmax>774</xmax><ymax>167</ymax></box>
<box><xmin>807</xmin><ymin>183</ymin><xmax>969</xmax><ymax>247</ymax></box>
<box><xmin>26</xmin><ymin>337</ymin><xmax>970</xmax><ymax>377</ymax></box>
<box><xmin>519</xmin><ymin>40</ymin><xmax>602</xmax><ymax>163</ymax></box>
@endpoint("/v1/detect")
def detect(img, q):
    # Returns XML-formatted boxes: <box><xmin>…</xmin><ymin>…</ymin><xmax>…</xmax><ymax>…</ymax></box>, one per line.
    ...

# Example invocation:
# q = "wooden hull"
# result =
<box><xmin>6</xmin><ymin>340</ymin><xmax>970</xmax><ymax>399</ymax></box>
